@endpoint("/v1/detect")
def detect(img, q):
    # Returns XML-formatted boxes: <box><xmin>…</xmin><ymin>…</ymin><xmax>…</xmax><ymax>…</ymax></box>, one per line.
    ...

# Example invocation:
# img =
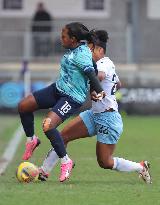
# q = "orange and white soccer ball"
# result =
<box><xmin>16</xmin><ymin>162</ymin><xmax>39</xmax><ymax>183</ymax></box>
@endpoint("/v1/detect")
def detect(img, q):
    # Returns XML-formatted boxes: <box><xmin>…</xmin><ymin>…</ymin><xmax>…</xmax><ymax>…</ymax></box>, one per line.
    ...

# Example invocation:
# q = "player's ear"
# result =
<box><xmin>71</xmin><ymin>36</ymin><xmax>76</xmax><ymax>43</ymax></box>
<box><xmin>88</xmin><ymin>43</ymin><xmax>94</xmax><ymax>52</ymax></box>
<box><xmin>100</xmin><ymin>47</ymin><xmax>104</xmax><ymax>54</ymax></box>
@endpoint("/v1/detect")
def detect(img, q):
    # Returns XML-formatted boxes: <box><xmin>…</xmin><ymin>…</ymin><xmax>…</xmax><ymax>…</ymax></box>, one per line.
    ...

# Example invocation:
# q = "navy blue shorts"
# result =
<box><xmin>33</xmin><ymin>83</ymin><xmax>82</xmax><ymax>121</ymax></box>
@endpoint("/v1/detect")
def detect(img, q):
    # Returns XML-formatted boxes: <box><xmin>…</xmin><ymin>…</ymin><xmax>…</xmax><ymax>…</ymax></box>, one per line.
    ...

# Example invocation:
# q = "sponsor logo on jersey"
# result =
<box><xmin>58</xmin><ymin>101</ymin><xmax>72</xmax><ymax>116</ymax></box>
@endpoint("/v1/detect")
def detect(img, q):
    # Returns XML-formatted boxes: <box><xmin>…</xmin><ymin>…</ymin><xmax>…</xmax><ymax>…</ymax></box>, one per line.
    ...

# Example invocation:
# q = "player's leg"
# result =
<box><xmin>18</xmin><ymin>94</ymin><xmax>40</xmax><ymax>160</ymax></box>
<box><xmin>96</xmin><ymin>142</ymin><xmax>142</xmax><ymax>171</ymax></box>
<box><xmin>96</xmin><ymin>142</ymin><xmax>115</xmax><ymax>169</ymax></box>
<box><xmin>95</xmin><ymin>111</ymin><xmax>152</xmax><ymax>183</ymax></box>
<box><xmin>61</xmin><ymin>115</ymin><xmax>90</xmax><ymax>144</ymax></box>
<box><xmin>42</xmin><ymin>110</ymin><xmax>73</xmax><ymax>182</ymax></box>
<box><xmin>39</xmin><ymin>115</ymin><xmax>89</xmax><ymax>181</ymax></box>
<box><xmin>18</xmin><ymin>94</ymin><xmax>38</xmax><ymax>138</ymax></box>
<box><xmin>39</xmin><ymin>110</ymin><xmax>96</xmax><ymax>181</ymax></box>
<box><xmin>42</xmin><ymin>94</ymin><xmax>85</xmax><ymax>182</ymax></box>
<box><xmin>18</xmin><ymin>83</ymin><xmax>58</xmax><ymax>160</ymax></box>
<box><xmin>43</xmin><ymin>110</ymin><xmax>65</xmax><ymax>158</ymax></box>
<box><xmin>96</xmin><ymin>142</ymin><xmax>151</xmax><ymax>183</ymax></box>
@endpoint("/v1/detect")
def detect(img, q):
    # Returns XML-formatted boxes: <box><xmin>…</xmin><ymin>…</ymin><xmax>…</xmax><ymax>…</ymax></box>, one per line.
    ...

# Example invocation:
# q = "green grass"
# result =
<box><xmin>0</xmin><ymin>114</ymin><xmax>19</xmax><ymax>156</ymax></box>
<box><xmin>0</xmin><ymin>115</ymin><xmax>160</xmax><ymax>205</ymax></box>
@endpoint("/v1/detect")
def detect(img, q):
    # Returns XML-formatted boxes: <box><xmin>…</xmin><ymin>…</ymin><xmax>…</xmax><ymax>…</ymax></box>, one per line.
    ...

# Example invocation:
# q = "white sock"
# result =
<box><xmin>41</xmin><ymin>148</ymin><xmax>59</xmax><ymax>174</ymax></box>
<box><xmin>61</xmin><ymin>154</ymin><xmax>71</xmax><ymax>164</ymax></box>
<box><xmin>27</xmin><ymin>137</ymin><xmax>33</xmax><ymax>142</ymax></box>
<box><xmin>113</xmin><ymin>157</ymin><xmax>143</xmax><ymax>172</ymax></box>
<box><xmin>27</xmin><ymin>135</ymin><xmax>36</xmax><ymax>142</ymax></box>
<box><xmin>33</xmin><ymin>135</ymin><xmax>37</xmax><ymax>139</ymax></box>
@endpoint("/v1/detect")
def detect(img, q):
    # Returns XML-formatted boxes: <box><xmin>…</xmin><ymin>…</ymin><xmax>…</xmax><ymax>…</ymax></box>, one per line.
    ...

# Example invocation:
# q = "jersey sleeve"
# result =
<box><xmin>97</xmin><ymin>59</ymin><xmax>119</xmax><ymax>82</ymax></box>
<box><xmin>96</xmin><ymin>59</ymin><xmax>109</xmax><ymax>75</ymax></box>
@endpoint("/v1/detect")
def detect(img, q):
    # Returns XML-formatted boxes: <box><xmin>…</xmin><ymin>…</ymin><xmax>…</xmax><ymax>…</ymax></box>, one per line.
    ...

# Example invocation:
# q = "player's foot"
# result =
<box><xmin>38</xmin><ymin>168</ymin><xmax>49</xmax><ymax>181</ymax></box>
<box><xmin>139</xmin><ymin>160</ymin><xmax>152</xmax><ymax>184</ymax></box>
<box><xmin>22</xmin><ymin>136</ymin><xmax>41</xmax><ymax>160</ymax></box>
<box><xmin>59</xmin><ymin>160</ymin><xmax>75</xmax><ymax>182</ymax></box>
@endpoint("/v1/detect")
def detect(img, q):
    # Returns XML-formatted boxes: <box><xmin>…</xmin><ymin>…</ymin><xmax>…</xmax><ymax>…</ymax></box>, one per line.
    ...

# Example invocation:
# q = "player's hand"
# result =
<box><xmin>91</xmin><ymin>91</ymin><xmax>105</xmax><ymax>101</ymax></box>
<box><xmin>96</xmin><ymin>91</ymin><xmax>105</xmax><ymax>100</ymax></box>
<box><xmin>91</xmin><ymin>91</ymin><xmax>98</xmax><ymax>101</ymax></box>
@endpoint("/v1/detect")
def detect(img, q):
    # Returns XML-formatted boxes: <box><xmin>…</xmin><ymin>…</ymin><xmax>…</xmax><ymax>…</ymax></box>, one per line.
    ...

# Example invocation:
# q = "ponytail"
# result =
<box><xmin>66</xmin><ymin>22</ymin><xmax>93</xmax><ymax>42</ymax></box>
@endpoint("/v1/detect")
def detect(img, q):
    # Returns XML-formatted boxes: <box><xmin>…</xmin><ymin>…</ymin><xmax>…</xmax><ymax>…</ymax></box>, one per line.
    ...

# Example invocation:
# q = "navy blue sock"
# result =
<box><xmin>45</xmin><ymin>128</ymin><xmax>67</xmax><ymax>158</ymax></box>
<box><xmin>19</xmin><ymin>112</ymin><xmax>34</xmax><ymax>137</ymax></box>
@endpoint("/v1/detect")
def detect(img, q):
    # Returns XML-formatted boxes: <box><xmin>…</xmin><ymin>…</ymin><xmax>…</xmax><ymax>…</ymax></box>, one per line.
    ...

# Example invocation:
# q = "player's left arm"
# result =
<box><xmin>74</xmin><ymin>50</ymin><xmax>105</xmax><ymax>97</ymax></box>
<box><xmin>115</xmin><ymin>74</ymin><xmax>121</xmax><ymax>90</ymax></box>
<box><xmin>116</xmin><ymin>81</ymin><xmax>121</xmax><ymax>90</ymax></box>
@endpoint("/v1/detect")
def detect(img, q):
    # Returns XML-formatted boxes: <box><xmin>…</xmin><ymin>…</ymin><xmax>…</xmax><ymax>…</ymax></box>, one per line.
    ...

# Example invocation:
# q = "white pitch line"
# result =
<box><xmin>0</xmin><ymin>125</ymin><xmax>24</xmax><ymax>175</ymax></box>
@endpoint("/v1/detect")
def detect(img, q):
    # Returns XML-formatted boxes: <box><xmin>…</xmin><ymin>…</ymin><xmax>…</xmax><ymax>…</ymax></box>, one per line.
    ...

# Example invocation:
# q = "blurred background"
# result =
<box><xmin>0</xmin><ymin>0</ymin><xmax>160</xmax><ymax>114</ymax></box>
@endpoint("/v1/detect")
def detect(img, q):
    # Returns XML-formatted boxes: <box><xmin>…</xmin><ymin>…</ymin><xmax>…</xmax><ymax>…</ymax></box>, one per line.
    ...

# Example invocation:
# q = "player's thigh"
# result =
<box><xmin>95</xmin><ymin>112</ymin><xmax>123</xmax><ymax>145</ymax></box>
<box><xmin>33</xmin><ymin>83</ymin><xmax>57</xmax><ymax>109</ymax></box>
<box><xmin>79</xmin><ymin>110</ymin><xmax>96</xmax><ymax>137</ymax></box>
<box><xmin>52</xmin><ymin>95</ymin><xmax>82</xmax><ymax>121</ymax></box>
<box><xmin>96</xmin><ymin>142</ymin><xmax>115</xmax><ymax>164</ymax></box>
<box><xmin>61</xmin><ymin>116</ymin><xmax>89</xmax><ymax>143</ymax></box>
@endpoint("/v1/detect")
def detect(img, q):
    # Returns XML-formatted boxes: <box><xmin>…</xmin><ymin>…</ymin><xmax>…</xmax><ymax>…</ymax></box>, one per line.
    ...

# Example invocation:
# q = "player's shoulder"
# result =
<box><xmin>74</xmin><ymin>43</ymin><xmax>91</xmax><ymax>56</ymax></box>
<box><xmin>78</xmin><ymin>43</ymin><xmax>90</xmax><ymax>51</ymax></box>
<box><xmin>97</xmin><ymin>57</ymin><xmax>115</xmax><ymax>68</ymax></box>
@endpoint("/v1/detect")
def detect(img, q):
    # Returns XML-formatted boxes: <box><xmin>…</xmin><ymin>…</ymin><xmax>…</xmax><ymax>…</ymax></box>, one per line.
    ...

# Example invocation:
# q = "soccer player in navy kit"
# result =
<box><xmin>38</xmin><ymin>30</ymin><xmax>152</xmax><ymax>184</ymax></box>
<box><xmin>18</xmin><ymin>22</ymin><xmax>105</xmax><ymax>182</ymax></box>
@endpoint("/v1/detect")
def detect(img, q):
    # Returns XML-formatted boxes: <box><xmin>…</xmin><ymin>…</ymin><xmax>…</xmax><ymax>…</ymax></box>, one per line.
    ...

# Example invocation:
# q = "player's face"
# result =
<box><xmin>92</xmin><ymin>46</ymin><xmax>103</xmax><ymax>62</ymax></box>
<box><xmin>61</xmin><ymin>27</ymin><xmax>74</xmax><ymax>49</ymax></box>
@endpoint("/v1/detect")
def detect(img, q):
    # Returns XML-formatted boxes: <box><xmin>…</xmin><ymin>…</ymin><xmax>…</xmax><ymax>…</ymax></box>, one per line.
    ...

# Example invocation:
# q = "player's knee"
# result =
<box><xmin>97</xmin><ymin>160</ymin><xmax>107</xmax><ymax>169</ymax></box>
<box><xmin>97</xmin><ymin>159</ymin><xmax>112</xmax><ymax>169</ymax></box>
<box><xmin>42</xmin><ymin>118</ymin><xmax>52</xmax><ymax>132</ymax></box>
<box><xmin>18</xmin><ymin>100</ymin><xmax>25</xmax><ymax>113</ymax></box>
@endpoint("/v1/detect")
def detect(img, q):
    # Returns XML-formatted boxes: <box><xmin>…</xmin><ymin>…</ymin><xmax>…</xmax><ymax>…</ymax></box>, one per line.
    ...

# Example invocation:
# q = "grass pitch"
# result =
<box><xmin>0</xmin><ymin>115</ymin><xmax>19</xmax><ymax>156</ymax></box>
<box><xmin>0</xmin><ymin>114</ymin><xmax>160</xmax><ymax>205</ymax></box>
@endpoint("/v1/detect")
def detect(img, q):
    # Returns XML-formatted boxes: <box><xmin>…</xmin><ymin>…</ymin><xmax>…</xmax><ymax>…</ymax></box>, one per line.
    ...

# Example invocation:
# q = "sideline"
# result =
<box><xmin>0</xmin><ymin>126</ymin><xmax>24</xmax><ymax>175</ymax></box>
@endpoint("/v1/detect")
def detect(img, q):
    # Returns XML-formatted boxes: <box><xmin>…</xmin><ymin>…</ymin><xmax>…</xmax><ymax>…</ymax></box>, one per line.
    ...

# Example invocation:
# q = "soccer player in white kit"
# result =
<box><xmin>38</xmin><ymin>30</ymin><xmax>152</xmax><ymax>184</ymax></box>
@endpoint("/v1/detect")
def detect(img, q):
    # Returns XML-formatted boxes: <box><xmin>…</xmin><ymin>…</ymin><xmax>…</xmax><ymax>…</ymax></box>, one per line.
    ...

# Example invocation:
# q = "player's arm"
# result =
<box><xmin>74</xmin><ymin>51</ymin><xmax>105</xmax><ymax>99</ymax></box>
<box><xmin>84</xmin><ymin>69</ymin><xmax>104</xmax><ymax>94</ymax></box>
<box><xmin>89</xmin><ymin>71</ymin><xmax>106</xmax><ymax>101</ymax></box>
<box><xmin>115</xmin><ymin>74</ymin><xmax>121</xmax><ymax>90</ymax></box>
<box><xmin>84</xmin><ymin>58</ymin><xmax>103</xmax><ymax>93</ymax></box>
<box><xmin>116</xmin><ymin>81</ymin><xmax>121</xmax><ymax>90</ymax></box>
<box><xmin>98</xmin><ymin>71</ymin><xmax>106</xmax><ymax>81</ymax></box>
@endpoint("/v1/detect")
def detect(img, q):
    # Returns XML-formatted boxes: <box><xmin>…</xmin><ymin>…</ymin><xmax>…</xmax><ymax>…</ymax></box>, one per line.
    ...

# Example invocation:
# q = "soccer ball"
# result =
<box><xmin>16</xmin><ymin>162</ymin><xmax>39</xmax><ymax>183</ymax></box>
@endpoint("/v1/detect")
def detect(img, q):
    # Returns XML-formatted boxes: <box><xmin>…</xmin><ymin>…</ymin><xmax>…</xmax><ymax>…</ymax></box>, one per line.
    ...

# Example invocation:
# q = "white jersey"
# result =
<box><xmin>91</xmin><ymin>57</ymin><xmax>119</xmax><ymax>113</ymax></box>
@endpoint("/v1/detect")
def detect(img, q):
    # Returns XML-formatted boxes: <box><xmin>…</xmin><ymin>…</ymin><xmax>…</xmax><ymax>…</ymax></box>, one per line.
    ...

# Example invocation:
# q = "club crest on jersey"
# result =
<box><xmin>68</xmin><ymin>52</ymin><xmax>74</xmax><ymax>60</ymax></box>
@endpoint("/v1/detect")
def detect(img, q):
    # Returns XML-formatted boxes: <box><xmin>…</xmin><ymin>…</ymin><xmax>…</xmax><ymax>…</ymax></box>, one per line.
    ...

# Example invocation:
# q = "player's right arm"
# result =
<box><xmin>74</xmin><ymin>46</ymin><xmax>105</xmax><ymax>99</ymax></box>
